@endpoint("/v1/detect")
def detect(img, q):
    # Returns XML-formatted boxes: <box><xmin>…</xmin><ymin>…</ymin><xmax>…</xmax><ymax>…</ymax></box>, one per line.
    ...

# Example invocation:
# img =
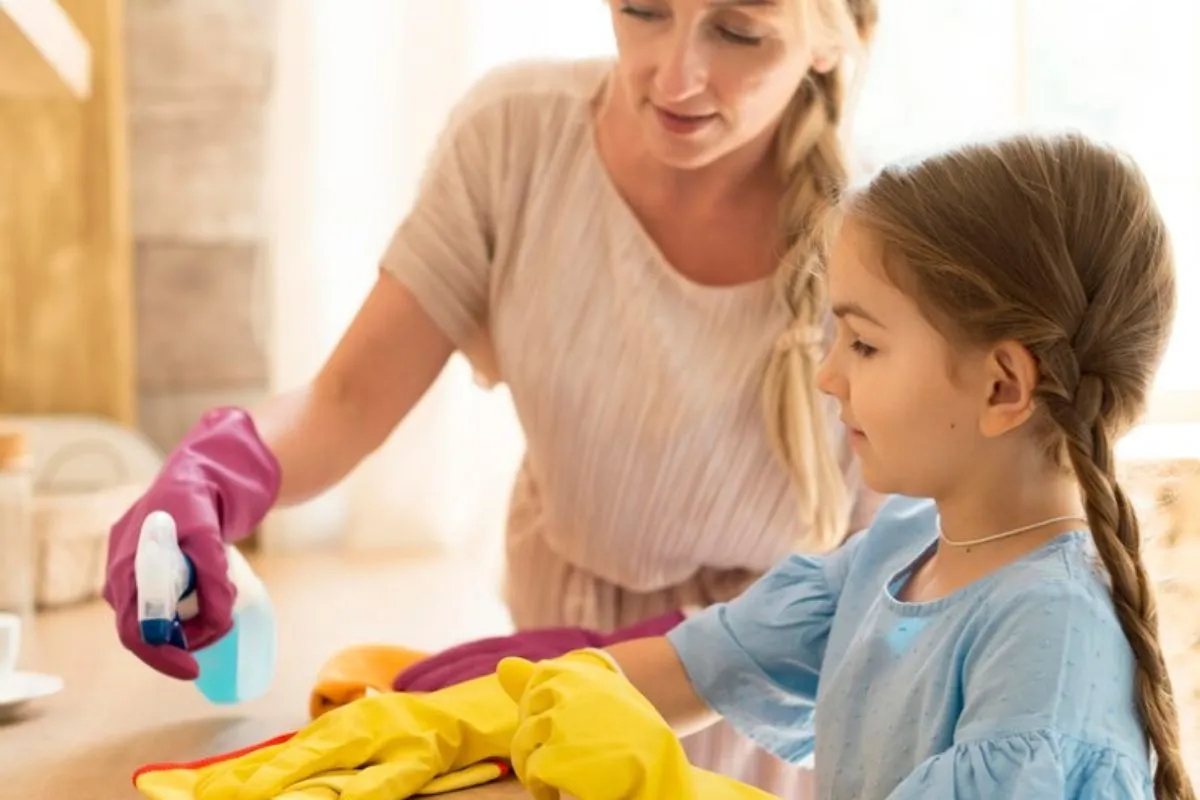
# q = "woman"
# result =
<box><xmin>104</xmin><ymin>0</ymin><xmax>881</xmax><ymax>794</ymax></box>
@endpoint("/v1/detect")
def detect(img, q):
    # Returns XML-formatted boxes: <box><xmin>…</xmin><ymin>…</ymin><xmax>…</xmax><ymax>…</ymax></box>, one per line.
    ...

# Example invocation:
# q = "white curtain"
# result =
<box><xmin>260</xmin><ymin>0</ymin><xmax>1200</xmax><ymax>552</ymax></box>
<box><xmin>259</xmin><ymin>1</ymin><xmax>614</xmax><ymax>553</ymax></box>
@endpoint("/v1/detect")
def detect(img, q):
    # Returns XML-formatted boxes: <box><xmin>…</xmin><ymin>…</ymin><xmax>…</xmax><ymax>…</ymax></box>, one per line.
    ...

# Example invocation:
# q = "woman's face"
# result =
<box><xmin>607</xmin><ymin>0</ymin><xmax>836</xmax><ymax>169</ymax></box>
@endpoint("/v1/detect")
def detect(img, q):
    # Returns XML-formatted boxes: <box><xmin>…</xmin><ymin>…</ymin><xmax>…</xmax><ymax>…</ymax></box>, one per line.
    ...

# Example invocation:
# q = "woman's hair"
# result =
<box><xmin>764</xmin><ymin>0</ymin><xmax>878</xmax><ymax>550</ymax></box>
<box><xmin>847</xmin><ymin>131</ymin><xmax>1191</xmax><ymax>799</ymax></box>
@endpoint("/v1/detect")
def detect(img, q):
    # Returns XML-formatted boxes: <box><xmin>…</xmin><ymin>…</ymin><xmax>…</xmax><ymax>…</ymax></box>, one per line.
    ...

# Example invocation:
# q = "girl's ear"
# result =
<box><xmin>978</xmin><ymin>340</ymin><xmax>1039</xmax><ymax>438</ymax></box>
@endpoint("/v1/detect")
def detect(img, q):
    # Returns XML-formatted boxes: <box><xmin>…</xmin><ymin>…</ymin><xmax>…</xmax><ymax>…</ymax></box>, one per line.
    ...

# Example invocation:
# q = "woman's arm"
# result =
<box><xmin>252</xmin><ymin>272</ymin><xmax>455</xmax><ymax>505</ymax></box>
<box><xmin>605</xmin><ymin>636</ymin><xmax>721</xmax><ymax>737</ymax></box>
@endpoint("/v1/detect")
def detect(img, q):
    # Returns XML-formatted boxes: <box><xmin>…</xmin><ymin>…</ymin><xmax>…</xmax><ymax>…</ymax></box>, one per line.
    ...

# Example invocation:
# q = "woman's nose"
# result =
<box><xmin>653</xmin><ymin>32</ymin><xmax>709</xmax><ymax>103</ymax></box>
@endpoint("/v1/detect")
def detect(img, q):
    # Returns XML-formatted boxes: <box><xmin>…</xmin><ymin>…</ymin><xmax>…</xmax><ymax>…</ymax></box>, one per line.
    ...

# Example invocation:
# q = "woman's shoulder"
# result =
<box><xmin>449</xmin><ymin>56</ymin><xmax>612</xmax><ymax>134</ymax></box>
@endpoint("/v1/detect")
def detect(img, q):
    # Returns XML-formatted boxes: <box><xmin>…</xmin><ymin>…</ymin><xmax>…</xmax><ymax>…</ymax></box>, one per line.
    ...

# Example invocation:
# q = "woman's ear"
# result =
<box><xmin>978</xmin><ymin>340</ymin><xmax>1039</xmax><ymax>438</ymax></box>
<box><xmin>811</xmin><ymin>49</ymin><xmax>841</xmax><ymax>73</ymax></box>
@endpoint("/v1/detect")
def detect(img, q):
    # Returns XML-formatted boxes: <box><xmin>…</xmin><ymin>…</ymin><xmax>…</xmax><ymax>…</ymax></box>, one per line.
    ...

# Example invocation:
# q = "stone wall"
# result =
<box><xmin>125</xmin><ymin>0</ymin><xmax>278</xmax><ymax>449</ymax></box>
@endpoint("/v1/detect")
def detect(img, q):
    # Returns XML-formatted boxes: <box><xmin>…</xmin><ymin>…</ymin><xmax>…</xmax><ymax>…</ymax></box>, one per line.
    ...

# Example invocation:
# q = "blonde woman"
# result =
<box><xmin>104</xmin><ymin>1</ymin><xmax>880</xmax><ymax>794</ymax></box>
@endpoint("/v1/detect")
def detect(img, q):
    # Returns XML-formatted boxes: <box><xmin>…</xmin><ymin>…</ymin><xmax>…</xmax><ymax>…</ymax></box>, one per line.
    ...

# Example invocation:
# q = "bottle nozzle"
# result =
<box><xmin>135</xmin><ymin>510</ymin><xmax>196</xmax><ymax>649</ymax></box>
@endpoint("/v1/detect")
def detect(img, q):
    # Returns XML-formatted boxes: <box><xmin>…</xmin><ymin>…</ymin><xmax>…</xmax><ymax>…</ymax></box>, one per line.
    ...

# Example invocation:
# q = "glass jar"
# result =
<box><xmin>0</xmin><ymin>428</ymin><xmax>34</xmax><ymax>617</ymax></box>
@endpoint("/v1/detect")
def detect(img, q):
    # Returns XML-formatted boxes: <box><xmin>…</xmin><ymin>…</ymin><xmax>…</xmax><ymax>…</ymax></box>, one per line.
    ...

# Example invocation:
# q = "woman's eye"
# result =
<box><xmin>619</xmin><ymin>5</ymin><xmax>763</xmax><ymax>47</ymax></box>
<box><xmin>619</xmin><ymin>4</ymin><xmax>662</xmax><ymax>21</ymax></box>
<box><xmin>718</xmin><ymin>27</ymin><xmax>763</xmax><ymax>46</ymax></box>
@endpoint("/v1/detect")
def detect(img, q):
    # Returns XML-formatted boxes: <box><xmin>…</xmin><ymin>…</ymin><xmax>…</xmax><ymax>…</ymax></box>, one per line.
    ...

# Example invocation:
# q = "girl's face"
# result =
<box><xmin>606</xmin><ymin>0</ymin><xmax>836</xmax><ymax>169</ymax></box>
<box><xmin>815</xmin><ymin>220</ymin><xmax>999</xmax><ymax>501</ymax></box>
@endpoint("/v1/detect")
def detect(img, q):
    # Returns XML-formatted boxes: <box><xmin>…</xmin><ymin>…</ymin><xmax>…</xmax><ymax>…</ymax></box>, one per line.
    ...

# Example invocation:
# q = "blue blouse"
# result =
<box><xmin>666</xmin><ymin>495</ymin><xmax>1153</xmax><ymax>799</ymax></box>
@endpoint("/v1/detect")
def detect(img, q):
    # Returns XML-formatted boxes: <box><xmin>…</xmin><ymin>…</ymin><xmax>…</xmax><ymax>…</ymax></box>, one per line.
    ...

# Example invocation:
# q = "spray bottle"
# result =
<box><xmin>134</xmin><ymin>510</ymin><xmax>277</xmax><ymax>704</ymax></box>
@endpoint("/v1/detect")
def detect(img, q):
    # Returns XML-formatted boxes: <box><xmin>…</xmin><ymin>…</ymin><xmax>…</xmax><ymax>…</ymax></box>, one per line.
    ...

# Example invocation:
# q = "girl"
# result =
<box><xmin>580</xmin><ymin>130</ymin><xmax>1194</xmax><ymax>797</ymax></box>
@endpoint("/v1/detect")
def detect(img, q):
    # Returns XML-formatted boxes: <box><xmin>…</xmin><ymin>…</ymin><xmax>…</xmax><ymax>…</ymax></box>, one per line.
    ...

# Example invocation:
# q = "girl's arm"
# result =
<box><xmin>601</xmin><ymin>519</ymin><xmax>879</xmax><ymax>754</ymax></box>
<box><xmin>605</xmin><ymin>636</ymin><xmax>720</xmax><ymax>737</ymax></box>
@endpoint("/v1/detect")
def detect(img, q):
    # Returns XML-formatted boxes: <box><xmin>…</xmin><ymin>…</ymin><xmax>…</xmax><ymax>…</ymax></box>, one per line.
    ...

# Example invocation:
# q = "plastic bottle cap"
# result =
<box><xmin>0</xmin><ymin>428</ymin><xmax>28</xmax><ymax>470</ymax></box>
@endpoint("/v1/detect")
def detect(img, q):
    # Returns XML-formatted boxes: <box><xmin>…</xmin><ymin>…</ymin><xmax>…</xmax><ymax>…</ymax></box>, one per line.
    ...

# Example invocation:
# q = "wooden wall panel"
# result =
<box><xmin>0</xmin><ymin>0</ymin><xmax>134</xmax><ymax>424</ymax></box>
<box><xmin>125</xmin><ymin>0</ymin><xmax>277</xmax><ymax>452</ymax></box>
<box><xmin>136</xmin><ymin>241</ymin><xmax>267</xmax><ymax>392</ymax></box>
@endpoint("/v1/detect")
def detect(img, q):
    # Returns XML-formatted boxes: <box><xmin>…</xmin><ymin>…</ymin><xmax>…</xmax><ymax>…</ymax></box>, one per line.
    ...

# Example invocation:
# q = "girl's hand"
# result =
<box><xmin>497</xmin><ymin>650</ymin><xmax>775</xmax><ymax>799</ymax></box>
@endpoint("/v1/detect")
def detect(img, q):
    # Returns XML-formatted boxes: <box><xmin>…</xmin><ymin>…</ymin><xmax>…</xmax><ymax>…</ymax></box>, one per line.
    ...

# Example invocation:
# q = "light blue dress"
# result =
<box><xmin>666</xmin><ymin>495</ymin><xmax>1153</xmax><ymax>799</ymax></box>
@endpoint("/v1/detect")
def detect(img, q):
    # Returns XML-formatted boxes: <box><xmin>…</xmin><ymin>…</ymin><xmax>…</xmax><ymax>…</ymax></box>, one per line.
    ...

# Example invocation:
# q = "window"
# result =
<box><xmin>855</xmin><ymin>0</ymin><xmax>1200</xmax><ymax>417</ymax></box>
<box><xmin>467</xmin><ymin>0</ymin><xmax>614</xmax><ymax>76</ymax></box>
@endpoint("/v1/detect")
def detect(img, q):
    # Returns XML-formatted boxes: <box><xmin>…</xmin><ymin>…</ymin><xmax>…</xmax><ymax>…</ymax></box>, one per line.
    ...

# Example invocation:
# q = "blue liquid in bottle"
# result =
<box><xmin>135</xmin><ymin>510</ymin><xmax>277</xmax><ymax>704</ymax></box>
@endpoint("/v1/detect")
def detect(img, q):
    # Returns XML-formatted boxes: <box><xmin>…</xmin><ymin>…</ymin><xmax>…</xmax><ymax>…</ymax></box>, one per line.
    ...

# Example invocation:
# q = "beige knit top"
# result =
<box><xmin>380</xmin><ymin>57</ymin><xmax>866</xmax><ymax>594</ymax></box>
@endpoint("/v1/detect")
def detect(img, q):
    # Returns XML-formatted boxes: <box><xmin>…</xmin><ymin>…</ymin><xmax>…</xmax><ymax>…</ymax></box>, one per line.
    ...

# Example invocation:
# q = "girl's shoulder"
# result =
<box><xmin>952</xmin><ymin>533</ymin><xmax>1147</xmax><ymax>762</ymax></box>
<box><xmin>844</xmin><ymin>494</ymin><xmax>940</xmax><ymax>573</ymax></box>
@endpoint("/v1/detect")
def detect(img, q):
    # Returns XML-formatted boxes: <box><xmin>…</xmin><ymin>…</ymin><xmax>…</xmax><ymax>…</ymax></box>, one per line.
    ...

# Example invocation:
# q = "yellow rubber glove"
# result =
<box><xmin>191</xmin><ymin>672</ymin><xmax>517</xmax><ymax>800</ymax></box>
<box><xmin>496</xmin><ymin>649</ymin><xmax>777</xmax><ymax>800</ymax></box>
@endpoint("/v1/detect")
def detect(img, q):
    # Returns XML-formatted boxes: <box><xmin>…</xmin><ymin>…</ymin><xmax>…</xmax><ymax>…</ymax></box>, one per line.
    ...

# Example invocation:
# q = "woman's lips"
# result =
<box><xmin>653</xmin><ymin>105</ymin><xmax>718</xmax><ymax>135</ymax></box>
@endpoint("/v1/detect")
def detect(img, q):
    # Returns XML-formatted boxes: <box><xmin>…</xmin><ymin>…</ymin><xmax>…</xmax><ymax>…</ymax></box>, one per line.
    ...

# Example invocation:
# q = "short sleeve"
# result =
<box><xmin>664</xmin><ymin>530</ymin><xmax>867</xmax><ymax>762</ymax></box>
<box><xmin>379</xmin><ymin>68</ymin><xmax>510</xmax><ymax>349</ymax></box>
<box><xmin>884</xmin><ymin>730</ymin><xmax>1153</xmax><ymax>799</ymax></box>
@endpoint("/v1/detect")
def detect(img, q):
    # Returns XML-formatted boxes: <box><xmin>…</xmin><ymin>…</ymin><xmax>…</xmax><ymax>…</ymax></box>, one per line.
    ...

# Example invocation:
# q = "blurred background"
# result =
<box><xmin>1</xmin><ymin>0</ymin><xmax>1198</xmax><ymax>774</ymax></box>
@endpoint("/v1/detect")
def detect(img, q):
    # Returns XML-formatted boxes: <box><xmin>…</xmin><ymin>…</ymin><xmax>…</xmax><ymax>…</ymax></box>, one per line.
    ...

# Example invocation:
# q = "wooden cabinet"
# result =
<box><xmin>0</xmin><ymin>0</ymin><xmax>134</xmax><ymax>425</ymax></box>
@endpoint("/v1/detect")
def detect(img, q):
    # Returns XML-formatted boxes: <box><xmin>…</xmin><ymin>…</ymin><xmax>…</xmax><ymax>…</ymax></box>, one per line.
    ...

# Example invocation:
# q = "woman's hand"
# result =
<box><xmin>103</xmin><ymin>407</ymin><xmax>280</xmax><ymax>679</ymax></box>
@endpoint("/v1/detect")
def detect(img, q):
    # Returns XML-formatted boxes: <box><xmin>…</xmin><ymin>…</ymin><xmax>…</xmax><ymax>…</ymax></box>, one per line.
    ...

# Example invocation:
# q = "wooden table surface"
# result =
<box><xmin>0</xmin><ymin>549</ymin><xmax>530</xmax><ymax>799</ymax></box>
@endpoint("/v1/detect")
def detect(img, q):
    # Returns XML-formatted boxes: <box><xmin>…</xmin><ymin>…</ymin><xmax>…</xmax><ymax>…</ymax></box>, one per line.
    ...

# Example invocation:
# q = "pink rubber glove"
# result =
<box><xmin>103</xmin><ymin>407</ymin><xmax>281</xmax><ymax>681</ymax></box>
<box><xmin>393</xmin><ymin>609</ymin><xmax>686</xmax><ymax>693</ymax></box>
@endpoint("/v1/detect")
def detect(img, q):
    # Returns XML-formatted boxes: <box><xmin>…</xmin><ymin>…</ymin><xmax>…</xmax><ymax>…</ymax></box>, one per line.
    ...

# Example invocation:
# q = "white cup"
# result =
<box><xmin>0</xmin><ymin>613</ymin><xmax>20</xmax><ymax>677</ymax></box>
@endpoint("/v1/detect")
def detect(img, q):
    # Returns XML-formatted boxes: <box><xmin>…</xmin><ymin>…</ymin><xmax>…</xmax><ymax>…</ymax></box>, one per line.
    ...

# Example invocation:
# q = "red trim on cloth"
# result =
<box><xmin>131</xmin><ymin>730</ymin><xmax>298</xmax><ymax>785</ymax></box>
<box><xmin>131</xmin><ymin>730</ymin><xmax>512</xmax><ymax>786</ymax></box>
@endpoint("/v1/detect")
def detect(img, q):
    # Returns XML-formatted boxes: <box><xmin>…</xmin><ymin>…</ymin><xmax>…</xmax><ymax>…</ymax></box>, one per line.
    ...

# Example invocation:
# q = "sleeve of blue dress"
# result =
<box><xmin>664</xmin><ymin>527</ymin><xmax>869</xmax><ymax>763</ymax></box>
<box><xmin>883</xmin><ymin>578</ymin><xmax>1155</xmax><ymax>799</ymax></box>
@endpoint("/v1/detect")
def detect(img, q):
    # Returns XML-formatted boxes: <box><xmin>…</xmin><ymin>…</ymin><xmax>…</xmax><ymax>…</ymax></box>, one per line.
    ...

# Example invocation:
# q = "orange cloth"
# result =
<box><xmin>307</xmin><ymin>644</ymin><xmax>429</xmax><ymax>719</ymax></box>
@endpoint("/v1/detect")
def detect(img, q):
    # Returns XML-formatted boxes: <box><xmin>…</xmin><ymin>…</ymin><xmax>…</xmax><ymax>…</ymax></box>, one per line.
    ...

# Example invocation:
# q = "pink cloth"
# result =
<box><xmin>393</xmin><ymin>609</ymin><xmax>686</xmax><ymax>692</ymax></box>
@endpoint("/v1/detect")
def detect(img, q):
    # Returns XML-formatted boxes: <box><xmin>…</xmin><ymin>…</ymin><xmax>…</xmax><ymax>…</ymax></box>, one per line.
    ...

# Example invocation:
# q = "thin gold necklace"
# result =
<box><xmin>938</xmin><ymin>514</ymin><xmax>1089</xmax><ymax>551</ymax></box>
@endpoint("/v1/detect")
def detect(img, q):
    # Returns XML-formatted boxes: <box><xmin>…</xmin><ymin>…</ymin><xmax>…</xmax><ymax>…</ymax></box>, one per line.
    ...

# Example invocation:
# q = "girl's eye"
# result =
<box><xmin>850</xmin><ymin>339</ymin><xmax>878</xmax><ymax>357</ymax></box>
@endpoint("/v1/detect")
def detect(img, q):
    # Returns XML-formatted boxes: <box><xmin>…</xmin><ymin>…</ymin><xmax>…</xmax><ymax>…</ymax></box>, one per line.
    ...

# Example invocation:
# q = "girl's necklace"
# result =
<box><xmin>938</xmin><ymin>514</ymin><xmax>1089</xmax><ymax>552</ymax></box>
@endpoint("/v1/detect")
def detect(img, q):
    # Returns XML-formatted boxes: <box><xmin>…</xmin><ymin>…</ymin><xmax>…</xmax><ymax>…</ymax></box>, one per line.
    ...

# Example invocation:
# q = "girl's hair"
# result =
<box><xmin>764</xmin><ymin>0</ymin><xmax>879</xmax><ymax>551</ymax></box>
<box><xmin>848</xmin><ymin>132</ymin><xmax>1192</xmax><ymax>799</ymax></box>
